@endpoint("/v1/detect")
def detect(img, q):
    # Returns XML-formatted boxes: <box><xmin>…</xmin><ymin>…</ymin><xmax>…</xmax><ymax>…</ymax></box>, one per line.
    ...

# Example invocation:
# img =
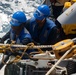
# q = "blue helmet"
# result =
<box><xmin>33</xmin><ymin>4</ymin><xmax>50</xmax><ymax>20</ymax></box>
<box><xmin>10</xmin><ymin>11</ymin><xmax>27</xmax><ymax>26</ymax></box>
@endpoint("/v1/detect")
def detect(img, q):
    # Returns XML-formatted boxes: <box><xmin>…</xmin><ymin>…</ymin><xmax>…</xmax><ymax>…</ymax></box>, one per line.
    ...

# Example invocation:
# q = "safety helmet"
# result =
<box><xmin>33</xmin><ymin>4</ymin><xmax>50</xmax><ymax>20</ymax></box>
<box><xmin>10</xmin><ymin>11</ymin><xmax>27</xmax><ymax>26</ymax></box>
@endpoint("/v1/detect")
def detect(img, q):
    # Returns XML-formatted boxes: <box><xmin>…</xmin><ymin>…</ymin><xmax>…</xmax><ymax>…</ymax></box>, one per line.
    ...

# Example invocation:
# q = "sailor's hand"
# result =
<box><xmin>11</xmin><ymin>40</ymin><xmax>16</xmax><ymax>44</ymax></box>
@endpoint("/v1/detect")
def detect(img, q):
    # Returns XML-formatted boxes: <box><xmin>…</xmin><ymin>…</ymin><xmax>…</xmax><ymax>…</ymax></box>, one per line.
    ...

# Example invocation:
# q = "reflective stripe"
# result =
<box><xmin>35</xmin><ymin>9</ymin><xmax>44</xmax><ymax>17</ymax></box>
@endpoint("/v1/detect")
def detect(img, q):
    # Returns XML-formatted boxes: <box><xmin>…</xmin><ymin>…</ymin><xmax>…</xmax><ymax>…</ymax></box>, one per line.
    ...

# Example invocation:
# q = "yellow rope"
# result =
<box><xmin>0</xmin><ymin>42</ymin><xmax>52</xmax><ymax>64</ymax></box>
<box><xmin>7</xmin><ymin>42</ymin><xmax>44</xmax><ymax>63</ymax></box>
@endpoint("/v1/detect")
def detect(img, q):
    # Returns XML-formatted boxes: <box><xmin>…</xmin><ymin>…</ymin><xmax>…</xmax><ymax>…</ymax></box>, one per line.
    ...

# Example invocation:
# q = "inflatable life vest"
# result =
<box><xmin>10</xmin><ymin>28</ymin><xmax>31</xmax><ymax>44</ymax></box>
<box><xmin>30</xmin><ymin>18</ymin><xmax>55</xmax><ymax>44</ymax></box>
<box><xmin>57</xmin><ymin>3</ymin><xmax>76</xmax><ymax>35</ymax></box>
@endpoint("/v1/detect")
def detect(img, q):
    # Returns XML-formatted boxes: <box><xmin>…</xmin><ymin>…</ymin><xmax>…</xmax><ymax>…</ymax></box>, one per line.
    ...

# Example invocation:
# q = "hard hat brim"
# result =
<box><xmin>10</xmin><ymin>20</ymin><xmax>21</xmax><ymax>26</ymax></box>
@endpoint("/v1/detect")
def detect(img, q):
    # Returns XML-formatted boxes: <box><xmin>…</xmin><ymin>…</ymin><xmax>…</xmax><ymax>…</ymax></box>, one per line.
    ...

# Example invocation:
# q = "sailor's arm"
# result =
<box><xmin>24</xmin><ymin>19</ymin><xmax>30</xmax><ymax>31</ymax></box>
<box><xmin>0</xmin><ymin>31</ymin><xmax>10</xmax><ymax>43</ymax></box>
<box><xmin>47</xmin><ymin>26</ymin><xmax>60</xmax><ymax>45</ymax></box>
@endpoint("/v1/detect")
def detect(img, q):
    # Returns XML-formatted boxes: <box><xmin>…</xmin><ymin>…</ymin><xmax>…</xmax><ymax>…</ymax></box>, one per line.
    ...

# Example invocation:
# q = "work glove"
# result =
<box><xmin>22</xmin><ymin>38</ymin><xmax>31</xmax><ymax>45</ymax></box>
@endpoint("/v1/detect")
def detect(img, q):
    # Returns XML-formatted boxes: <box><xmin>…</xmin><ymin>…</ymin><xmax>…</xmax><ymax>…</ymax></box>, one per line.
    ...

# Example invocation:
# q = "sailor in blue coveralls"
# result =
<box><xmin>1</xmin><ymin>11</ymin><xmax>33</xmax><ymax>55</ymax></box>
<box><xmin>25</xmin><ymin>4</ymin><xmax>60</xmax><ymax>45</ymax></box>
<box><xmin>10</xmin><ymin>11</ymin><xmax>32</xmax><ymax>45</ymax></box>
<box><xmin>1</xmin><ymin>11</ymin><xmax>33</xmax><ymax>75</ymax></box>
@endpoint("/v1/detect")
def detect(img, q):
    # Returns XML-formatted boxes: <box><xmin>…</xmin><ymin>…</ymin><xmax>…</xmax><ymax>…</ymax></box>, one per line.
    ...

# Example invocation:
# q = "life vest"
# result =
<box><xmin>10</xmin><ymin>28</ymin><xmax>31</xmax><ymax>44</ymax></box>
<box><xmin>57</xmin><ymin>3</ymin><xmax>76</xmax><ymax>35</ymax></box>
<box><xmin>29</xmin><ymin>17</ymin><xmax>56</xmax><ymax>44</ymax></box>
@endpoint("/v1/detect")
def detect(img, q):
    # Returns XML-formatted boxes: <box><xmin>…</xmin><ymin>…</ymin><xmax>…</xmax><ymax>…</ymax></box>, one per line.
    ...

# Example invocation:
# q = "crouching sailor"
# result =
<box><xmin>0</xmin><ymin>11</ymin><xmax>34</xmax><ymax>71</ymax></box>
<box><xmin>0</xmin><ymin>11</ymin><xmax>34</xmax><ymax>55</ymax></box>
<box><xmin>25</xmin><ymin>4</ymin><xmax>60</xmax><ymax>45</ymax></box>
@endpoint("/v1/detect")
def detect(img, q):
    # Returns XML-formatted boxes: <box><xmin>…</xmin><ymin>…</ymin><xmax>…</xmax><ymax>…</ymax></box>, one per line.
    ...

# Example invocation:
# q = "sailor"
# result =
<box><xmin>0</xmin><ymin>11</ymin><xmax>33</xmax><ymax>75</ymax></box>
<box><xmin>25</xmin><ymin>4</ymin><xmax>60</xmax><ymax>45</ymax></box>
<box><xmin>1</xmin><ymin>11</ymin><xmax>32</xmax><ymax>45</ymax></box>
